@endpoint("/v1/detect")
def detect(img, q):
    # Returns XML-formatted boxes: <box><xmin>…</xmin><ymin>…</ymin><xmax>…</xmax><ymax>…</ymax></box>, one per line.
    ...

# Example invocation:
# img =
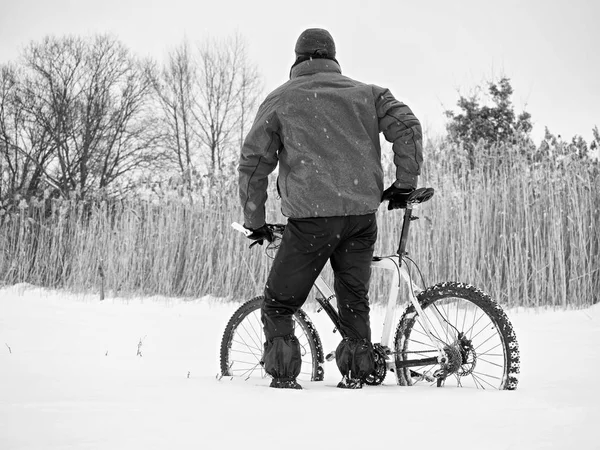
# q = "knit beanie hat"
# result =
<box><xmin>294</xmin><ymin>28</ymin><xmax>336</xmax><ymax>58</ymax></box>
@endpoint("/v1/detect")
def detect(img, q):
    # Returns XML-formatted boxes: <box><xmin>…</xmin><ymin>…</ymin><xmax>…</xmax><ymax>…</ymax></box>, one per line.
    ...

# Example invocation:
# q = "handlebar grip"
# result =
<box><xmin>231</xmin><ymin>222</ymin><xmax>252</xmax><ymax>236</ymax></box>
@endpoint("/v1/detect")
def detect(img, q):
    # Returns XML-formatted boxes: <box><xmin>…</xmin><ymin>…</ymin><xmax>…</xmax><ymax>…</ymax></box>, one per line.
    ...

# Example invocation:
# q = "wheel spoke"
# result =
<box><xmin>470</xmin><ymin>372</ymin><xmax>502</xmax><ymax>389</ymax></box>
<box><xmin>229</xmin><ymin>346</ymin><xmax>262</xmax><ymax>358</ymax></box>
<box><xmin>407</xmin><ymin>336</ymin><xmax>438</xmax><ymax>349</ymax></box>
<box><xmin>470</xmin><ymin>372</ymin><xmax>487</xmax><ymax>389</ymax></box>
<box><xmin>240</xmin><ymin>311</ymin><xmax>263</xmax><ymax>350</ymax></box>
<box><xmin>477</xmin><ymin>352</ymin><xmax>504</xmax><ymax>358</ymax></box>
<box><xmin>235</xmin><ymin>324</ymin><xmax>261</xmax><ymax>354</ymax></box>
<box><xmin>465</xmin><ymin>309</ymin><xmax>486</xmax><ymax>340</ymax></box>
<box><xmin>231</xmin><ymin>335</ymin><xmax>261</xmax><ymax>356</ymax></box>
<box><xmin>475</xmin><ymin>340</ymin><xmax>502</xmax><ymax>355</ymax></box>
<box><xmin>422</xmin><ymin>307</ymin><xmax>453</xmax><ymax>345</ymax></box>
<box><xmin>228</xmin><ymin>360</ymin><xmax>262</xmax><ymax>366</ymax></box>
<box><xmin>461</xmin><ymin>304</ymin><xmax>469</xmax><ymax>334</ymax></box>
<box><xmin>230</xmin><ymin>362</ymin><xmax>263</xmax><ymax>378</ymax></box>
<box><xmin>437</xmin><ymin>302</ymin><xmax>453</xmax><ymax>343</ymax></box>
<box><xmin>476</xmin><ymin>357</ymin><xmax>505</xmax><ymax>369</ymax></box>
<box><xmin>469</xmin><ymin>321</ymin><xmax>495</xmax><ymax>343</ymax></box>
<box><xmin>472</xmin><ymin>370</ymin><xmax>502</xmax><ymax>380</ymax></box>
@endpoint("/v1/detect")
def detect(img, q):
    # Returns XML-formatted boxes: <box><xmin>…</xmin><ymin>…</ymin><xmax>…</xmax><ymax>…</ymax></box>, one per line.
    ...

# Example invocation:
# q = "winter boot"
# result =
<box><xmin>336</xmin><ymin>375</ymin><xmax>364</xmax><ymax>389</ymax></box>
<box><xmin>263</xmin><ymin>335</ymin><xmax>302</xmax><ymax>389</ymax></box>
<box><xmin>270</xmin><ymin>378</ymin><xmax>303</xmax><ymax>390</ymax></box>
<box><xmin>335</xmin><ymin>338</ymin><xmax>375</xmax><ymax>389</ymax></box>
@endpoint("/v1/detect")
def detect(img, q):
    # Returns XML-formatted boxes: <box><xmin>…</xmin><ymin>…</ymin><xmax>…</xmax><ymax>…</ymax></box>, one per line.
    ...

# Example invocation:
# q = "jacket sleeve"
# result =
<box><xmin>238</xmin><ymin>97</ymin><xmax>282</xmax><ymax>229</ymax></box>
<box><xmin>373</xmin><ymin>86</ymin><xmax>423</xmax><ymax>189</ymax></box>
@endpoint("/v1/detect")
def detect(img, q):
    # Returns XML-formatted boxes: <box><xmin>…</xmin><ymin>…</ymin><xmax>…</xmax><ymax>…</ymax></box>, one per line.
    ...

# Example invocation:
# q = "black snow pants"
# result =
<box><xmin>261</xmin><ymin>214</ymin><xmax>377</xmax><ymax>380</ymax></box>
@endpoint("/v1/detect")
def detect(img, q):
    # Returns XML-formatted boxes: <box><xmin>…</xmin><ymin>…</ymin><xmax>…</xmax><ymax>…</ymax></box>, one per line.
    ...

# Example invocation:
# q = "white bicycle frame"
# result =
<box><xmin>313</xmin><ymin>255</ymin><xmax>447</xmax><ymax>370</ymax></box>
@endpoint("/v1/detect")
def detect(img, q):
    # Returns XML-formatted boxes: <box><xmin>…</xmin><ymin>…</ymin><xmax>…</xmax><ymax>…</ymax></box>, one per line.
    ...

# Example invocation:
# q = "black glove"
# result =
<box><xmin>381</xmin><ymin>185</ymin><xmax>414</xmax><ymax>210</ymax></box>
<box><xmin>244</xmin><ymin>224</ymin><xmax>274</xmax><ymax>247</ymax></box>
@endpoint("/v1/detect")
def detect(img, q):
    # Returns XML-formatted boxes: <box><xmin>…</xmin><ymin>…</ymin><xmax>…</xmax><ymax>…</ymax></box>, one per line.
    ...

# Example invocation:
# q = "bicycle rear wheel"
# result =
<box><xmin>219</xmin><ymin>296</ymin><xmax>325</xmax><ymax>382</ymax></box>
<box><xmin>394</xmin><ymin>282</ymin><xmax>520</xmax><ymax>390</ymax></box>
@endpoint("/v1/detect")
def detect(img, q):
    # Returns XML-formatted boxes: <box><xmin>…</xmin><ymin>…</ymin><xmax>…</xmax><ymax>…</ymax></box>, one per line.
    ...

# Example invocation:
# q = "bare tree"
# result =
<box><xmin>193</xmin><ymin>33</ymin><xmax>262</xmax><ymax>175</ymax></box>
<box><xmin>0</xmin><ymin>63</ymin><xmax>57</xmax><ymax>206</ymax></box>
<box><xmin>150</xmin><ymin>39</ymin><xmax>198</xmax><ymax>192</ymax></box>
<box><xmin>151</xmin><ymin>32</ymin><xmax>262</xmax><ymax>186</ymax></box>
<box><xmin>14</xmin><ymin>34</ymin><xmax>162</xmax><ymax>199</ymax></box>
<box><xmin>236</xmin><ymin>47</ymin><xmax>262</xmax><ymax>152</ymax></box>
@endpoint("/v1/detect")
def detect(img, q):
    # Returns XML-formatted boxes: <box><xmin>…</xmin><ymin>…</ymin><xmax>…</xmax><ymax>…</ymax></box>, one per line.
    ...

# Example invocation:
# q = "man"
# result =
<box><xmin>238</xmin><ymin>28</ymin><xmax>423</xmax><ymax>389</ymax></box>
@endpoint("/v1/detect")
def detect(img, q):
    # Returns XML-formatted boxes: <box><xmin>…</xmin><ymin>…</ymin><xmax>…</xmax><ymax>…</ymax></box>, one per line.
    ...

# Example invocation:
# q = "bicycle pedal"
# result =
<box><xmin>325</xmin><ymin>351</ymin><xmax>336</xmax><ymax>362</ymax></box>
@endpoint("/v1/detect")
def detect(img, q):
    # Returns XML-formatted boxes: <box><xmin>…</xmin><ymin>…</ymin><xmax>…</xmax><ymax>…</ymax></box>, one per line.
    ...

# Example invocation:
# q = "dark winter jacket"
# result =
<box><xmin>239</xmin><ymin>58</ymin><xmax>422</xmax><ymax>229</ymax></box>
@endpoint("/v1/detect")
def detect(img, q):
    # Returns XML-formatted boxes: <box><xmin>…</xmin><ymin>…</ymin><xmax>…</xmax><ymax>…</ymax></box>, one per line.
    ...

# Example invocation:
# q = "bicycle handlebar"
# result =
<box><xmin>231</xmin><ymin>222</ymin><xmax>286</xmax><ymax>237</ymax></box>
<box><xmin>231</xmin><ymin>222</ymin><xmax>252</xmax><ymax>236</ymax></box>
<box><xmin>232</xmin><ymin>187</ymin><xmax>435</xmax><ymax>256</ymax></box>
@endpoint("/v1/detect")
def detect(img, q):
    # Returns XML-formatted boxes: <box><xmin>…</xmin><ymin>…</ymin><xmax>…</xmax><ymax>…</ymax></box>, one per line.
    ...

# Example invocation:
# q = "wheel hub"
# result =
<box><xmin>456</xmin><ymin>333</ymin><xmax>477</xmax><ymax>376</ymax></box>
<box><xmin>434</xmin><ymin>333</ymin><xmax>476</xmax><ymax>383</ymax></box>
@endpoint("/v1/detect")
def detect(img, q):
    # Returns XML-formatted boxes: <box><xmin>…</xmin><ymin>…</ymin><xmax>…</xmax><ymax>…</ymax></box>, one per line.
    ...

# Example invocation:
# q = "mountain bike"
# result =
<box><xmin>219</xmin><ymin>188</ymin><xmax>520</xmax><ymax>389</ymax></box>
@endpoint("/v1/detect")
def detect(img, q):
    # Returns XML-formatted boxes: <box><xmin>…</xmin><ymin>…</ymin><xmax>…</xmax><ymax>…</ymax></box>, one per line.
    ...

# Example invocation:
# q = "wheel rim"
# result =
<box><xmin>400</xmin><ymin>296</ymin><xmax>509</xmax><ymax>389</ymax></box>
<box><xmin>225</xmin><ymin>308</ymin><xmax>317</xmax><ymax>381</ymax></box>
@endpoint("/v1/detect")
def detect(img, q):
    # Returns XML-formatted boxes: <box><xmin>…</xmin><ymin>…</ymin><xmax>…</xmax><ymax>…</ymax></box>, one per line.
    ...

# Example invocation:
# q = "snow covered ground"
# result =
<box><xmin>1</xmin><ymin>284</ymin><xmax>599</xmax><ymax>450</ymax></box>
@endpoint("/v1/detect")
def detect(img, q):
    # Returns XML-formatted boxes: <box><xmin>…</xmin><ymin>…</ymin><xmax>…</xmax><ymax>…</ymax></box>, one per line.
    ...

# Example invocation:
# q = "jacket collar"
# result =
<box><xmin>290</xmin><ymin>58</ymin><xmax>342</xmax><ymax>80</ymax></box>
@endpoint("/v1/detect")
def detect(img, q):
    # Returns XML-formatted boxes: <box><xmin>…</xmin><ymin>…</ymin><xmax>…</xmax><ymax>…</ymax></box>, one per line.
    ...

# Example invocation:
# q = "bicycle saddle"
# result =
<box><xmin>407</xmin><ymin>187</ymin><xmax>435</xmax><ymax>204</ymax></box>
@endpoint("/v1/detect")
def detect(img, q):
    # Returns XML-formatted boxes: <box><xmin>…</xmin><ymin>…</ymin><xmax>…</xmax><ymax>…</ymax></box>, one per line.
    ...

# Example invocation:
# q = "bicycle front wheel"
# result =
<box><xmin>219</xmin><ymin>296</ymin><xmax>325</xmax><ymax>382</ymax></box>
<box><xmin>394</xmin><ymin>282</ymin><xmax>520</xmax><ymax>390</ymax></box>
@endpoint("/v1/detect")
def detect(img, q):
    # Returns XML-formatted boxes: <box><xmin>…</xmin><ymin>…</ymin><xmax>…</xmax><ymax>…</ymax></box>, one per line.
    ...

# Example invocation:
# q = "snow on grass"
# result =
<box><xmin>1</xmin><ymin>284</ymin><xmax>599</xmax><ymax>449</ymax></box>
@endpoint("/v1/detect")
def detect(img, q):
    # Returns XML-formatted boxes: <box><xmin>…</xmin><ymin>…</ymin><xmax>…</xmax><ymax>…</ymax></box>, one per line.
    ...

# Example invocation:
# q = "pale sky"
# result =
<box><xmin>1</xmin><ymin>0</ymin><xmax>598</xmax><ymax>144</ymax></box>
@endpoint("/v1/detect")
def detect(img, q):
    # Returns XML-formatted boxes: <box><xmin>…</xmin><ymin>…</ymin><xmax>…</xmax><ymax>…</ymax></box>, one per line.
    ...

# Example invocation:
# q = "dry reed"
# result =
<box><xmin>0</xmin><ymin>147</ymin><xmax>598</xmax><ymax>308</ymax></box>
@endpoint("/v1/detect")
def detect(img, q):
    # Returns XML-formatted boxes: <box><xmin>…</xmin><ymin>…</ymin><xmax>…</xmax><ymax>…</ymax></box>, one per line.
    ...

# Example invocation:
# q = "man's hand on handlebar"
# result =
<box><xmin>381</xmin><ymin>185</ymin><xmax>415</xmax><ymax>210</ymax></box>
<box><xmin>244</xmin><ymin>224</ymin><xmax>274</xmax><ymax>248</ymax></box>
